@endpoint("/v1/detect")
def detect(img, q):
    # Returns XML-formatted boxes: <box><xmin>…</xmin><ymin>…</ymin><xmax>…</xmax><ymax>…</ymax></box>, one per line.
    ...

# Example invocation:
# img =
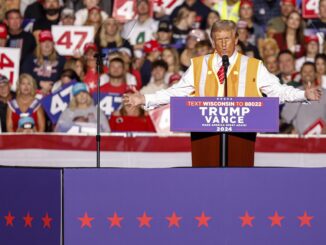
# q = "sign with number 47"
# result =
<box><xmin>302</xmin><ymin>0</ymin><xmax>319</xmax><ymax>18</ymax></box>
<box><xmin>0</xmin><ymin>47</ymin><xmax>20</xmax><ymax>91</ymax></box>
<box><xmin>52</xmin><ymin>25</ymin><xmax>94</xmax><ymax>56</ymax></box>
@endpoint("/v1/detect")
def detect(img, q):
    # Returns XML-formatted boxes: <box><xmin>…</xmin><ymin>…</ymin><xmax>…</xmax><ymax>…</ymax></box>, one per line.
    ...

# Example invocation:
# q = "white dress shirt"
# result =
<box><xmin>144</xmin><ymin>52</ymin><xmax>306</xmax><ymax>109</ymax></box>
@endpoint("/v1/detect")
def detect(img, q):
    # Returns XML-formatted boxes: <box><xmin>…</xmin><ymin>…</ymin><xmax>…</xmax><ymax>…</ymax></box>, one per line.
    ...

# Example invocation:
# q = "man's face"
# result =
<box><xmin>211</xmin><ymin>30</ymin><xmax>237</xmax><ymax>57</ymax></box>
<box><xmin>6</xmin><ymin>12</ymin><xmax>22</xmax><ymax>32</ymax></box>
<box><xmin>61</xmin><ymin>15</ymin><xmax>75</xmax><ymax>25</ymax></box>
<box><xmin>278</xmin><ymin>53</ymin><xmax>295</xmax><ymax>75</ymax></box>
<box><xmin>157</xmin><ymin>31</ymin><xmax>171</xmax><ymax>43</ymax></box>
<box><xmin>319</xmin><ymin>0</ymin><xmax>326</xmax><ymax>19</ymax></box>
<box><xmin>301</xmin><ymin>65</ymin><xmax>316</xmax><ymax>86</ymax></box>
<box><xmin>137</xmin><ymin>1</ymin><xmax>149</xmax><ymax>16</ymax></box>
<box><xmin>152</xmin><ymin>66</ymin><xmax>166</xmax><ymax>82</ymax></box>
<box><xmin>44</xmin><ymin>0</ymin><xmax>60</xmax><ymax>10</ymax></box>
<box><xmin>281</xmin><ymin>2</ymin><xmax>295</xmax><ymax>17</ymax></box>
<box><xmin>109</xmin><ymin>61</ymin><xmax>124</xmax><ymax>79</ymax></box>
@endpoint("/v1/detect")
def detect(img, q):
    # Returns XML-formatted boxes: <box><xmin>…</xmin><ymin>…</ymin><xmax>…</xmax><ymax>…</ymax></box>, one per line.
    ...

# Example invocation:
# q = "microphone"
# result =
<box><xmin>222</xmin><ymin>55</ymin><xmax>229</xmax><ymax>68</ymax></box>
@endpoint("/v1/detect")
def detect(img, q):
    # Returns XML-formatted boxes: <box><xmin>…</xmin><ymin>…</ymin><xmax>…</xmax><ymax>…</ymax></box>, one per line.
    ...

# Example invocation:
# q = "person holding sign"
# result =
<box><xmin>123</xmin><ymin>20</ymin><xmax>322</xmax><ymax>166</ymax></box>
<box><xmin>21</xmin><ymin>30</ymin><xmax>66</xmax><ymax>95</ymax></box>
<box><xmin>5</xmin><ymin>9</ymin><xmax>36</xmax><ymax>65</ymax></box>
<box><xmin>121</xmin><ymin>0</ymin><xmax>158</xmax><ymax>51</ymax></box>
<box><xmin>6</xmin><ymin>74</ymin><xmax>45</xmax><ymax>132</ymax></box>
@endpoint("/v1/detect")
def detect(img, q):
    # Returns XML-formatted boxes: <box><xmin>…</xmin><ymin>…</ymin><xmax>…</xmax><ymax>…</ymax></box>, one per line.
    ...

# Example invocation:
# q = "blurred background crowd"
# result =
<box><xmin>0</xmin><ymin>0</ymin><xmax>325</xmax><ymax>135</ymax></box>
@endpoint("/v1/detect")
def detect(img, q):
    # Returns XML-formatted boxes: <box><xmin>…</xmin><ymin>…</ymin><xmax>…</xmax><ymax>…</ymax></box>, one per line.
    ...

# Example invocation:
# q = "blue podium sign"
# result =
<box><xmin>170</xmin><ymin>97</ymin><xmax>279</xmax><ymax>132</ymax></box>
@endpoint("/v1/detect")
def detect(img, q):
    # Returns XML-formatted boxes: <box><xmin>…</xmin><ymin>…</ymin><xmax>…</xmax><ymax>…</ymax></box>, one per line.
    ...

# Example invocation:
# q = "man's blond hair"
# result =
<box><xmin>210</xmin><ymin>20</ymin><xmax>237</xmax><ymax>39</ymax></box>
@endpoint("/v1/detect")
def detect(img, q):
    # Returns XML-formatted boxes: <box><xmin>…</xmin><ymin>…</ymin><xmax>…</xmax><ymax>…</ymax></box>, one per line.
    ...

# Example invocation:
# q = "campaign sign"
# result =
<box><xmin>153</xmin><ymin>0</ymin><xmax>184</xmax><ymax>15</ymax></box>
<box><xmin>149</xmin><ymin>104</ymin><xmax>171</xmax><ymax>133</ymax></box>
<box><xmin>170</xmin><ymin>97</ymin><xmax>279</xmax><ymax>132</ymax></box>
<box><xmin>0</xmin><ymin>168</ymin><xmax>61</xmax><ymax>245</ymax></box>
<box><xmin>93</xmin><ymin>92</ymin><xmax>122</xmax><ymax>117</ymax></box>
<box><xmin>112</xmin><ymin>0</ymin><xmax>153</xmax><ymax>22</ymax></box>
<box><xmin>41</xmin><ymin>81</ymin><xmax>77</xmax><ymax>124</ymax></box>
<box><xmin>302</xmin><ymin>0</ymin><xmax>319</xmax><ymax>19</ymax></box>
<box><xmin>112</xmin><ymin>0</ymin><xmax>136</xmax><ymax>22</ymax></box>
<box><xmin>64</xmin><ymin>168</ymin><xmax>326</xmax><ymax>245</ymax></box>
<box><xmin>52</xmin><ymin>25</ymin><xmax>94</xmax><ymax>56</ymax></box>
<box><xmin>0</xmin><ymin>47</ymin><xmax>21</xmax><ymax>91</ymax></box>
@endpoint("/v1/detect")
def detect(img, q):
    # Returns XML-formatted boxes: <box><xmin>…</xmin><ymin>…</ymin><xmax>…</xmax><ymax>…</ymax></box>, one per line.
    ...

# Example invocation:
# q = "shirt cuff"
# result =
<box><xmin>299</xmin><ymin>90</ymin><xmax>310</xmax><ymax>104</ymax></box>
<box><xmin>143</xmin><ymin>94</ymin><xmax>156</xmax><ymax>111</ymax></box>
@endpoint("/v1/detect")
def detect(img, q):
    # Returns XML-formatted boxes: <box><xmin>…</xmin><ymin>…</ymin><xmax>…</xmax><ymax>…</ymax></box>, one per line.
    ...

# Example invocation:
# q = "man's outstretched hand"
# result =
<box><xmin>305</xmin><ymin>83</ymin><xmax>323</xmax><ymax>101</ymax></box>
<box><xmin>122</xmin><ymin>87</ymin><xmax>146</xmax><ymax>107</ymax></box>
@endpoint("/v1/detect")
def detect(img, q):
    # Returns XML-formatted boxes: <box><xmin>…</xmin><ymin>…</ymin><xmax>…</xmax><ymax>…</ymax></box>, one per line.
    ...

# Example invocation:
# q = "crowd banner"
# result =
<box><xmin>92</xmin><ymin>92</ymin><xmax>123</xmax><ymax>117</ymax></box>
<box><xmin>302</xmin><ymin>0</ymin><xmax>319</xmax><ymax>18</ymax></box>
<box><xmin>0</xmin><ymin>47</ymin><xmax>21</xmax><ymax>91</ymax></box>
<box><xmin>113</xmin><ymin>0</ymin><xmax>169</xmax><ymax>22</ymax></box>
<box><xmin>41</xmin><ymin>81</ymin><xmax>77</xmax><ymax>124</ymax></box>
<box><xmin>64</xmin><ymin>168</ymin><xmax>326</xmax><ymax>245</ymax></box>
<box><xmin>153</xmin><ymin>0</ymin><xmax>184</xmax><ymax>15</ymax></box>
<box><xmin>52</xmin><ymin>25</ymin><xmax>94</xmax><ymax>56</ymax></box>
<box><xmin>170</xmin><ymin>97</ymin><xmax>279</xmax><ymax>133</ymax></box>
<box><xmin>0</xmin><ymin>168</ymin><xmax>61</xmax><ymax>245</ymax></box>
<box><xmin>149</xmin><ymin>104</ymin><xmax>171</xmax><ymax>133</ymax></box>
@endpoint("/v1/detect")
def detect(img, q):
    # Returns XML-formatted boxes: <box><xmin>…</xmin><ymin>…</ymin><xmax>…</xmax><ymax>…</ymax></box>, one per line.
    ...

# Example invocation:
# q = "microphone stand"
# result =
<box><xmin>95</xmin><ymin>53</ymin><xmax>104</xmax><ymax>168</ymax></box>
<box><xmin>220</xmin><ymin>55</ymin><xmax>229</xmax><ymax>168</ymax></box>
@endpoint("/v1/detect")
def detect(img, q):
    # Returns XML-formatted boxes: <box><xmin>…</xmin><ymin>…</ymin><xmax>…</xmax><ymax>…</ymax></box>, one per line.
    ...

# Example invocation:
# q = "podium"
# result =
<box><xmin>190</xmin><ymin>132</ymin><xmax>256</xmax><ymax>167</ymax></box>
<box><xmin>170</xmin><ymin>97</ymin><xmax>279</xmax><ymax>167</ymax></box>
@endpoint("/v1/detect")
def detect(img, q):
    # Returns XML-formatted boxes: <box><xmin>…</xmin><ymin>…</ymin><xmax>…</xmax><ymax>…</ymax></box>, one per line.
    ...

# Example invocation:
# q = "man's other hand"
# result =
<box><xmin>122</xmin><ymin>87</ymin><xmax>145</xmax><ymax>107</ymax></box>
<box><xmin>305</xmin><ymin>82</ymin><xmax>322</xmax><ymax>101</ymax></box>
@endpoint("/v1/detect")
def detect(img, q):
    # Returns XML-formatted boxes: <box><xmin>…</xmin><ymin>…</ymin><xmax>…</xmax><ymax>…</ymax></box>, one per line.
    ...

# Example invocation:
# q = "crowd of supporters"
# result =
<box><xmin>0</xmin><ymin>0</ymin><xmax>325</xmax><ymax>135</ymax></box>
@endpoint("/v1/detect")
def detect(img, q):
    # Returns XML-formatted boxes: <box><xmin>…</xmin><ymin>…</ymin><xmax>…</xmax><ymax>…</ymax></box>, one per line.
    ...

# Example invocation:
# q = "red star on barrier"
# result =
<box><xmin>78</xmin><ymin>212</ymin><xmax>94</xmax><ymax>228</ymax></box>
<box><xmin>108</xmin><ymin>212</ymin><xmax>124</xmax><ymax>228</ymax></box>
<box><xmin>195</xmin><ymin>212</ymin><xmax>212</xmax><ymax>228</ymax></box>
<box><xmin>268</xmin><ymin>211</ymin><xmax>285</xmax><ymax>227</ymax></box>
<box><xmin>23</xmin><ymin>212</ymin><xmax>34</xmax><ymax>228</ymax></box>
<box><xmin>4</xmin><ymin>211</ymin><xmax>15</xmax><ymax>227</ymax></box>
<box><xmin>240</xmin><ymin>211</ymin><xmax>255</xmax><ymax>227</ymax></box>
<box><xmin>298</xmin><ymin>211</ymin><xmax>314</xmax><ymax>227</ymax></box>
<box><xmin>137</xmin><ymin>212</ymin><xmax>153</xmax><ymax>228</ymax></box>
<box><xmin>166</xmin><ymin>212</ymin><xmax>182</xmax><ymax>228</ymax></box>
<box><xmin>42</xmin><ymin>213</ymin><xmax>53</xmax><ymax>229</ymax></box>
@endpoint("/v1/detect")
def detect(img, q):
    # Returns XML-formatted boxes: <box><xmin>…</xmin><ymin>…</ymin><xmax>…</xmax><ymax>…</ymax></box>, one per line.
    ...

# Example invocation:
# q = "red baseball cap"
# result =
<box><xmin>83</xmin><ymin>42</ymin><xmax>98</xmax><ymax>53</ymax></box>
<box><xmin>143</xmin><ymin>40</ymin><xmax>163</xmax><ymax>54</ymax></box>
<box><xmin>39</xmin><ymin>30</ymin><xmax>53</xmax><ymax>42</ymax></box>
<box><xmin>240</xmin><ymin>0</ymin><xmax>254</xmax><ymax>8</ymax></box>
<box><xmin>0</xmin><ymin>24</ymin><xmax>8</xmax><ymax>39</ymax></box>
<box><xmin>281</xmin><ymin>0</ymin><xmax>296</xmax><ymax>6</ymax></box>
<box><xmin>304</xmin><ymin>35</ymin><xmax>319</xmax><ymax>44</ymax></box>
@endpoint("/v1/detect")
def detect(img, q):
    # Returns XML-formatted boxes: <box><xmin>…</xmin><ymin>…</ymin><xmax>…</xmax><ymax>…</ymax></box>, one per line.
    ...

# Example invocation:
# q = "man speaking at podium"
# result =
<box><xmin>123</xmin><ymin>20</ymin><xmax>322</xmax><ymax>167</ymax></box>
